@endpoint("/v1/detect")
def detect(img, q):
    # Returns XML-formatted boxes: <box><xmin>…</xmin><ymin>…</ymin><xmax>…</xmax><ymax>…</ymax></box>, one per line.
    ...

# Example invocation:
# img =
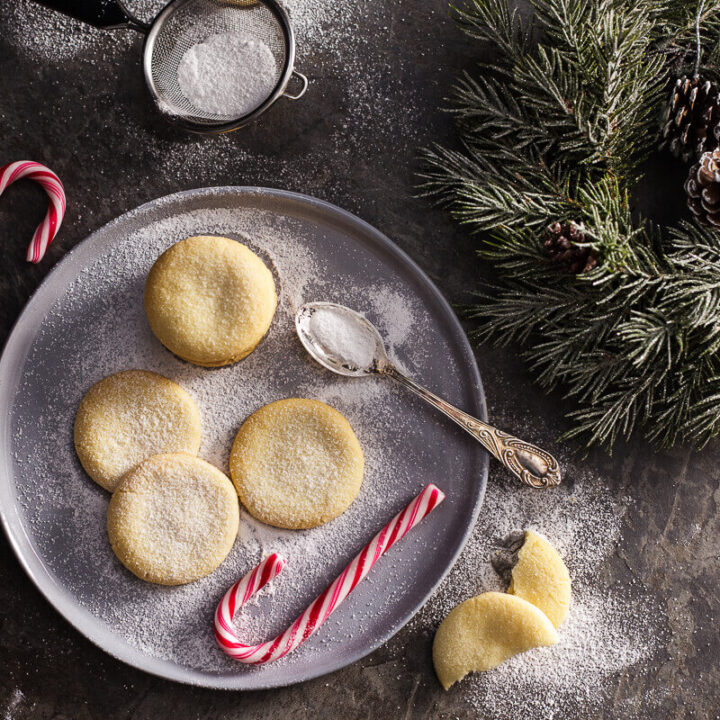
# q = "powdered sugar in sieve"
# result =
<box><xmin>177</xmin><ymin>32</ymin><xmax>279</xmax><ymax>117</ymax></box>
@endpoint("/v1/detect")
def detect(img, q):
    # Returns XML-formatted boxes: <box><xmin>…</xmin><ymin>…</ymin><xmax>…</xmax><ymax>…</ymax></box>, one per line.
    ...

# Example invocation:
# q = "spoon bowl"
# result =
<box><xmin>295</xmin><ymin>302</ymin><xmax>388</xmax><ymax>377</ymax></box>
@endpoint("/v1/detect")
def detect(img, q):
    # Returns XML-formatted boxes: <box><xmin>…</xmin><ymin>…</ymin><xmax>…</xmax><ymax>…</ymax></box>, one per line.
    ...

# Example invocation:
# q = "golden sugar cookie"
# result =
<box><xmin>144</xmin><ymin>235</ymin><xmax>277</xmax><ymax>367</ymax></box>
<box><xmin>432</xmin><ymin>591</ymin><xmax>558</xmax><ymax>690</ymax></box>
<box><xmin>229</xmin><ymin>398</ymin><xmax>364</xmax><ymax>529</ymax></box>
<box><xmin>74</xmin><ymin>370</ymin><xmax>202</xmax><ymax>492</ymax></box>
<box><xmin>507</xmin><ymin>530</ymin><xmax>571</xmax><ymax>628</ymax></box>
<box><xmin>107</xmin><ymin>453</ymin><xmax>239</xmax><ymax>585</ymax></box>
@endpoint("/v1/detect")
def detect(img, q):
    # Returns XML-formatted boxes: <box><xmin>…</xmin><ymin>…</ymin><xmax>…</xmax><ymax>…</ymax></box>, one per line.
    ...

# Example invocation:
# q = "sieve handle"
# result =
<box><xmin>33</xmin><ymin>0</ymin><xmax>149</xmax><ymax>31</ymax></box>
<box><xmin>283</xmin><ymin>71</ymin><xmax>309</xmax><ymax>101</ymax></box>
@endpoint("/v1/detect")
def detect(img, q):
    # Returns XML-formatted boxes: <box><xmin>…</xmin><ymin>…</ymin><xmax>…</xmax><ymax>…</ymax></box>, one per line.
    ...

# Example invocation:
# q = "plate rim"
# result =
<box><xmin>0</xmin><ymin>186</ymin><xmax>488</xmax><ymax>689</ymax></box>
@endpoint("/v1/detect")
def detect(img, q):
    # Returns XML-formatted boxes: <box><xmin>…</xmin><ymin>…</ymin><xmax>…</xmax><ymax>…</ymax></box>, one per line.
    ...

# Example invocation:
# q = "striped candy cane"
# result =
<box><xmin>0</xmin><ymin>161</ymin><xmax>66</xmax><ymax>263</ymax></box>
<box><xmin>215</xmin><ymin>483</ymin><xmax>446</xmax><ymax>664</ymax></box>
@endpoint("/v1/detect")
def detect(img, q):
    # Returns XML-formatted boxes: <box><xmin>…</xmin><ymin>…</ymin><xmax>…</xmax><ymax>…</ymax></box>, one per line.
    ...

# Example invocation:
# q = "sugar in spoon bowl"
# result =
<box><xmin>295</xmin><ymin>302</ymin><xmax>561</xmax><ymax>489</ymax></box>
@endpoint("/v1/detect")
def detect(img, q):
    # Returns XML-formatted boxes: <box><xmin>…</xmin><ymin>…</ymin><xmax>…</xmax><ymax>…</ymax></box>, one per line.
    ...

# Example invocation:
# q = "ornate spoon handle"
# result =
<box><xmin>381</xmin><ymin>365</ymin><xmax>561</xmax><ymax>489</ymax></box>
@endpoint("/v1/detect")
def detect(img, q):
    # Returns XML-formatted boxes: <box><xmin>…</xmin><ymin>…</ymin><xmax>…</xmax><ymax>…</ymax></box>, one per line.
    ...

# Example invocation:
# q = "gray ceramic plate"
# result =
<box><xmin>0</xmin><ymin>187</ymin><xmax>487</xmax><ymax>689</ymax></box>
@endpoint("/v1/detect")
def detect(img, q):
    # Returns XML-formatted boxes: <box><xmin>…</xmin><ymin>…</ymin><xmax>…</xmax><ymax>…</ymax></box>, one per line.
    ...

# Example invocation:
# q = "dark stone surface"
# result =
<box><xmin>0</xmin><ymin>1</ymin><xmax>718</xmax><ymax>718</ymax></box>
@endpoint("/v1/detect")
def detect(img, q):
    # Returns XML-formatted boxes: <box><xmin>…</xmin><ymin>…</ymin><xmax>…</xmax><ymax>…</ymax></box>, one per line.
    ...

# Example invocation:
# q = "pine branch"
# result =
<box><xmin>421</xmin><ymin>0</ymin><xmax>720</xmax><ymax>450</ymax></box>
<box><xmin>466</xmin><ymin>222</ymin><xmax>720</xmax><ymax>449</ymax></box>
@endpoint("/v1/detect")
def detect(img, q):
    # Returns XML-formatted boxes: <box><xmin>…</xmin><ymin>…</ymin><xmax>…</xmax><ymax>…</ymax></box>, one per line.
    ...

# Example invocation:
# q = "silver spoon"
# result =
<box><xmin>295</xmin><ymin>302</ymin><xmax>561</xmax><ymax>489</ymax></box>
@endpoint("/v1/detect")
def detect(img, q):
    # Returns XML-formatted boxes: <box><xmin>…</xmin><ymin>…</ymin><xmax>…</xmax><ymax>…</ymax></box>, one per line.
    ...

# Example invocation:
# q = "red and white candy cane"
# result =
<box><xmin>0</xmin><ymin>161</ymin><xmax>66</xmax><ymax>263</ymax></box>
<box><xmin>215</xmin><ymin>483</ymin><xmax>446</xmax><ymax>664</ymax></box>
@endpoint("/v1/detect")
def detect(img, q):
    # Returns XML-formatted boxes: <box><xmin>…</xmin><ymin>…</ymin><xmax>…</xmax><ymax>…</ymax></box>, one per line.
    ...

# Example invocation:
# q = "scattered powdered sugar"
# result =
<box><xmin>365</xmin><ymin>285</ymin><xmax>417</xmax><ymax>347</ymax></box>
<box><xmin>1</xmin><ymin>0</ymin><xmax>163</xmax><ymax>61</ymax></box>
<box><xmin>413</xmin><ymin>458</ymin><xmax>666</xmax><ymax>717</ymax></box>
<box><xmin>1</xmin><ymin>0</ymin><xmax>338</xmax><ymax>61</ymax></box>
<box><xmin>0</xmin><ymin>0</ymin><xmax>667</xmax><ymax>708</ymax></box>
<box><xmin>177</xmin><ymin>32</ymin><xmax>278</xmax><ymax>118</ymax></box>
<box><xmin>306</xmin><ymin>306</ymin><xmax>378</xmax><ymax>371</ymax></box>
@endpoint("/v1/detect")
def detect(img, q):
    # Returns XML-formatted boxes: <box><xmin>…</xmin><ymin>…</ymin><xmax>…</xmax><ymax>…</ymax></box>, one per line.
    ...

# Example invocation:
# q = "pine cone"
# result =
<box><xmin>661</xmin><ymin>76</ymin><xmax>720</xmax><ymax>163</ymax></box>
<box><xmin>544</xmin><ymin>222</ymin><xmax>597</xmax><ymax>274</ymax></box>
<box><xmin>685</xmin><ymin>148</ymin><xmax>720</xmax><ymax>228</ymax></box>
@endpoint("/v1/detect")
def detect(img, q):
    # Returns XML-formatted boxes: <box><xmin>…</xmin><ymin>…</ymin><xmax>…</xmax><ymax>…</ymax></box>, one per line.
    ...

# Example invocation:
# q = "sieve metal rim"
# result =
<box><xmin>142</xmin><ymin>0</ymin><xmax>296</xmax><ymax>135</ymax></box>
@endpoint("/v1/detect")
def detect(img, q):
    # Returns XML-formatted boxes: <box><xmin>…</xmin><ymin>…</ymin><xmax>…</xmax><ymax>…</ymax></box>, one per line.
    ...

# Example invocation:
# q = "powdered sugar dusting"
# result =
<box><xmin>7</xmin><ymin>194</ymin><xmax>477</xmax><ymax>679</ymax></box>
<box><xmin>2</xmin><ymin>0</ymin><xmax>359</xmax><ymax>60</ymax></box>
<box><xmin>367</xmin><ymin>286</ymin><xmax>417</xmax><ymax>347</ymax></box>
<box><xmin>1</xmin><ymin>0</ymin><xmax>670</xmax><ymax>707</ymax></box>
<box><xmin>4</xmin><ymin>193</ymin><xmax>665</xmax><ymax>700</ymax></box>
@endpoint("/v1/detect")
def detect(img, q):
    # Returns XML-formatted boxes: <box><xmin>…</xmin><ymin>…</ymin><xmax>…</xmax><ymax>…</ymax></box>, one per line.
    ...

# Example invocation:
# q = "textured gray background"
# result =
<box><xmin>0</xmin><ymin>0</ymin><xmax>718</xmax><ymax>718</ymax></box>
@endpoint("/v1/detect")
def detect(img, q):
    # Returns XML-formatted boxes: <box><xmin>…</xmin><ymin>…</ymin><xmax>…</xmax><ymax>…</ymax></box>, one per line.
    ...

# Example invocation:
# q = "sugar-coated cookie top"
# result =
<box><xmin>74</xmin><ymin>369</ymin><xmax>202</xmax><ymax>492</ymax></box>
<box><xmin>230</xmin><ymin>398</ymin><xmax>364</xmax><ymax>529</ymax></box>
<box><xmin>107</xmin><ymin>453</ymin><xmax>239</xmax><ymax>586</ymax></box>
<box><xmin>144</xmin><ymin>235</ymin><xmax>277</xmax><ymax>366</ymax></box>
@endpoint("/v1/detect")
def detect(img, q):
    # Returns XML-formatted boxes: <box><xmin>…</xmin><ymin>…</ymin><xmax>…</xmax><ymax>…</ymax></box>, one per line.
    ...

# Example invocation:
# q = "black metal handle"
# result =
<box><xmin>33</xmin><ymin>0</ymin><xmax>146</xmax><ymax>30</ymax></box>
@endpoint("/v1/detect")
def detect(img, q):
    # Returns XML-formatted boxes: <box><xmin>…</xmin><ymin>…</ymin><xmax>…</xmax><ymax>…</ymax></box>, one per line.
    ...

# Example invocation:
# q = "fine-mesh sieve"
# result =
<box><xmin>35</xmin><ymin>0</ymin><xmax>308</xmax><ymax>134</ymax></box>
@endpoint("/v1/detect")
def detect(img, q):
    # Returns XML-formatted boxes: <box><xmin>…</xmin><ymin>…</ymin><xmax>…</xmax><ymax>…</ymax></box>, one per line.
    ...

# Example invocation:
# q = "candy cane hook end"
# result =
<box><xmin>214</xmin><ymin>552</ymin><xmax>287</xmax><ymax>650</ymax></box>
<box><xmin>0</xmin><ymin>161</ymin><xmax>66</xmax><ymax>263</ymax></box>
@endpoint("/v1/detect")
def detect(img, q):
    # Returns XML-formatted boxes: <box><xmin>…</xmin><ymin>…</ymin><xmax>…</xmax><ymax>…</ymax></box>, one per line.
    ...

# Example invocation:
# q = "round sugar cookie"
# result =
<box><xmin>144</xmin><ymin>235</ymin><xmax>277</xmax><ymax>367</ymax></box>
<box><xmin>230</xmin><ymin>398</ymin><xmax>364</xmax><ymax>529</ymax></box>
<box><xmin>74</xmin><ymin>370</ymin><xmax>202</xmax><ymax>492</ymax></box>
<box><xmin>107</xmin><ymin>453</ymin><xmax>240</xmax><ymax>585</ymax></box>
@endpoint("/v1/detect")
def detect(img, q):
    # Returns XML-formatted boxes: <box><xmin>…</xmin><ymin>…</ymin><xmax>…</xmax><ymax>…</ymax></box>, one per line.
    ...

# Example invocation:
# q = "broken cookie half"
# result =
<box><xmin>432</xmin><ymin>592</ymin><xmax>558</xmax><ymax>690</ymax></box>
<box><xmin>493</xmin><ymin>529</ymin><xmax>571</xmax><ymax>629</ymax></box>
